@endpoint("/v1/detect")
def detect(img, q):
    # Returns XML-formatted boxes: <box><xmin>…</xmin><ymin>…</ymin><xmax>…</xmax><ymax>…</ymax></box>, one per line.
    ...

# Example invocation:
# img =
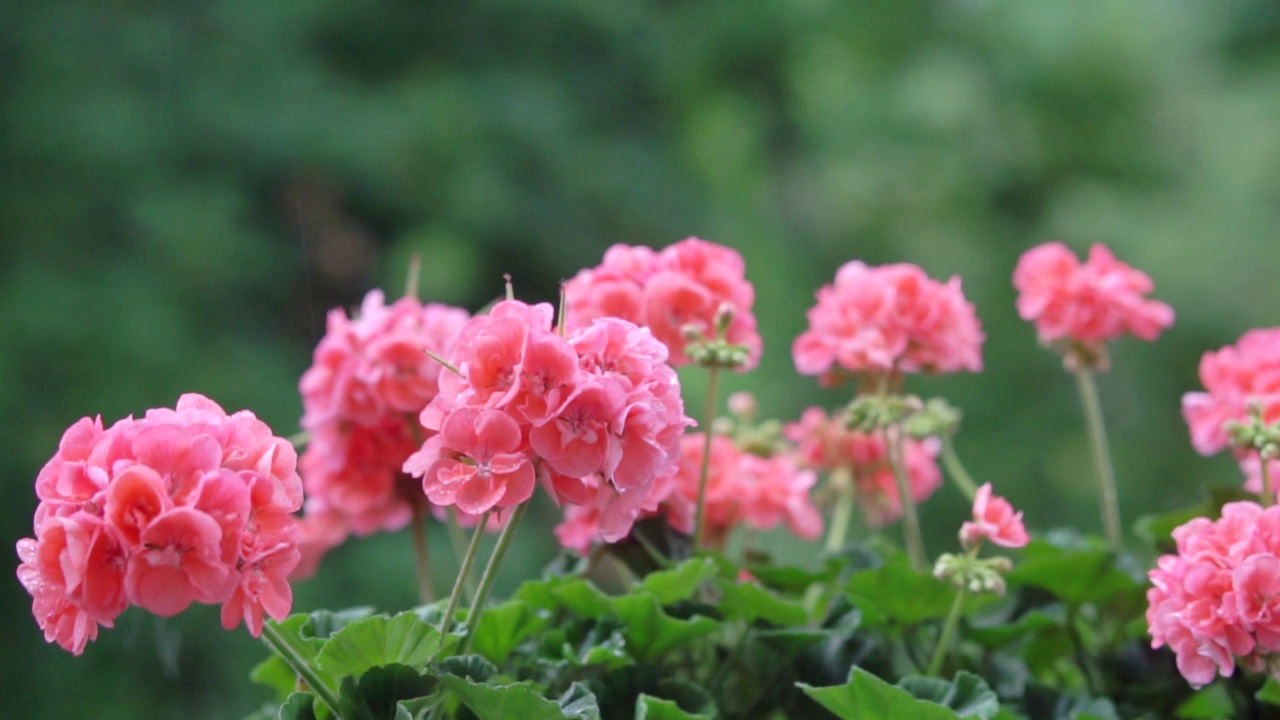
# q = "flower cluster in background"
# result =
<box><xmin>17</xmin><ymin>394</ymin><xmax>302</xmax><ymax>654</ymax></box>
<box><xmin>295</xmin><ymin>290</ymin><xmax>470</xmax><ymax>573</ymax></box>
<box><xmin>792</xmin><ymin>260</ymin><xmax>984</xmax><ymax>384</ymax></box>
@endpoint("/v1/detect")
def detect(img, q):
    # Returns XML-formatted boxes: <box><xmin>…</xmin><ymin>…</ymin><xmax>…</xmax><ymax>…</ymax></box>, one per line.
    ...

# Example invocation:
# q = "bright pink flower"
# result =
<box><xmin>1182</xmin><ymin>328</ymin><xmax>1280</xmax><ymax>457</ymax></box>
<box><xmin>530</xmin><ymin>380</ymin><xmax>625</xmax><ymax>479</ymax></box>
<box><xmin>793</xmin><ymin>261</ymin><xmax>983</xmax><ymax>383</ymax></box>
<box><xmin>785</xmin><ymin>407</ymin><xmax>942</xmax><ymax>528</ymax></box>
<box><xmin>17</xmin><ymin>394</ymin><xmax>302</xmax><ymax>654</ymax></box>
<box><xmin>406</xmin><ymin>408</ymin><xmax>535</xmax><ymax>515</ymax></box>
<box><xmin>959</xmin><ymin>483</ymin><xmax>1029</xmax><ymax>550</ymax></box>
<box><xmin>300</xmin><ymin>418</ymin><xmax>421</xmax><ymax>536</ymax></box>
<box><xmin>1014</xmin><ymin>242</ymin><xmax>1174</xmax><ymax>349</ymax></box>
<box><xmin>1147</xmin><ymin>501</ymin><xmax>1280</xmax><ymax>687</ymax></box>
<box><xmin>565</xmin><ymin>238</ymin><xmax>762</xmax><ymax>370</ymax></box>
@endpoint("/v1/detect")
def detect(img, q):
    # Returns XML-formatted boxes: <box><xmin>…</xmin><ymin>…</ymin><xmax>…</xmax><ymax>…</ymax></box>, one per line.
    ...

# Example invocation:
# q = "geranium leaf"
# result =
<box><xmin>637</xmin><ymin>557</ymin><xmax>718</xmax><ymax>604</ymax></box>
<box><xmin>316</xmin><ymin>612</ymin><xmax>442</xmax><ymax>677</ymax></box>
<box><xmin>896</xmin><ymin>672</ymin><xmax>1000</xmax><ymax>719</ymax></box>
<box><xmin>799</xmin><ymin>667</ymin><xmax>964</xmax><ymax>719</ymax></box>
<box><xmin>472</xmin><ymin>600</ymin><xmax>549</xmax><ymax>665</ymax></box>
<box><xmin>716</xmin><ymin>578</ymin><xmax>808</xmax><ymax>626</ymax></box>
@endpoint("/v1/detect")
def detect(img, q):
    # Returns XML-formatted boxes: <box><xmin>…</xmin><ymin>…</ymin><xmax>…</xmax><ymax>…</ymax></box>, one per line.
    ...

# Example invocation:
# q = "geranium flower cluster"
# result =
<box><xmin>785</xmin><ymin>407</ymin><xmax>942</xmax><ymax>528</ymax></box>
<box><xmin>564</xmin><ymin>238</ymin><xmax>762</xmax><ymax>370</ymax></box>
<box><xmin>792</xmin><ymin>261</ymin><xmax>984</xmax><ymax>384</ymax></box>
<box><xmin>297</xmin><ymin>290</ymin><xmax>469</xmax><ymax>547</ymax></box>
<box><xmin>16</xmin><ymin>394</ymin><xmax>303</xmax><ymax>654</ymax></box>
<box><xmin>1147</xmin><ymin>502</ymin><xmax>1280</xmax><ymax>687</ymax></box>
<box><xmin>1182</xmin><ymin>328</ymin><xmax>1280</xmax><ymax>457</ymax></box>
<box><xmin>1013</xmin><ymin>242</ymin><xmax>1174</xmax><ymax>353</ymax></box>
<box><xmin>405</xmin><ymin>301</ymin><xmax>691</xmax><ymax>544</ymax></box>
<box><xmin>960</xmin><ymin>483</ymin><xmax>1029</xmax><ymax>550</ymax></box>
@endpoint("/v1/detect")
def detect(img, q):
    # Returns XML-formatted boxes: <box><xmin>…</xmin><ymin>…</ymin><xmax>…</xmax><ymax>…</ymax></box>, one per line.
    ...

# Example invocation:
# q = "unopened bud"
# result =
<box><xmin>714</xmin><ymin>302</ymin><xmax>735</xmax><ymax>335</ymax></box>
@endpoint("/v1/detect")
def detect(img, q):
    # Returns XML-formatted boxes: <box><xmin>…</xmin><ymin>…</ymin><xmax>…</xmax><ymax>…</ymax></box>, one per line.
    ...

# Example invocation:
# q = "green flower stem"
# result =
<box><xmin>445</xmin><ymin>507</ymin><xmax>478</xmax><ymax>602</ymax></box>
<box><xmin>939</xmin><ymin>436</ymin><xmax>978</xmax><ymax>502</ymax></box>
<box><xmin>887</xmin><ymin>425</ymin><xmax>927</xmax><ymax>572</ymax></box>
<box><xmin>926</xmin><ymin>585</ymin><xmax>967</xmax><ymax>677</ymax></box>
<box><xmin>462</xmin><ymin>501</ymin><xmax>530</xmax><ymax>651</ymax></box>
<box><xmin>692</xmin><ymin>366</ymin><xmax>722</xmax><ymax>550</ymax></box>
<box><xmin>1074</xmin><ymin>367</ymin><xmax>1123</xmax><ymax>550</ymax></box>
<box><xmin>410</xmin><ymin>509</ymin><xmax>435</xmax><ymax>604</ymax></box>
<box><xmin>261</xmin><ymin>621</ymin><xmax>345</xmax><ymax>720</ymax></box>
<box><xmin>824</xmin><ymin>466</ymin><xmax>856</xmax><ymax>553</ymax></box>
<box><xmin>1263</xmin><ymin>454</ymin><xmax>1274</xmax><ymax>509</ymax></box>
<box><xmin>437</xmin><ymin>510</ymin><xmax>490</xmax><ymax>643</ymax></box>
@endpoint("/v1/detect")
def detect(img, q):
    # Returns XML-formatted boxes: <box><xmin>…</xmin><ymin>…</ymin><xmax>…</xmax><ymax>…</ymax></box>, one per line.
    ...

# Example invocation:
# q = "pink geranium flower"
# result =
<box><xmin>959</xmin><ymin>483</ymin><xmax>1029</xmax><ymax>550</ymax></box>
<box><xmin>1182</xmin><ymin>328</ymin><xmax>1280</xmax><ymax>457</ymax></box>
<box><xmin>1013</xmin><ymin>242</ymin><xmax>1174</xmax><ymax>358</ymax></box>
<box><xmin>793</xmin><ymin>261</ymin><xmax>983</xmax><ymax>383</ymax></box>
<box><xmin>17</xmin><ymin>394</ymin><xmax>302</xmax><ymax>654</ymax></box>
<box><xmin>407</xmin><ymin>408</ymin><xmax>536</xmax><ymax>515</ymax></box>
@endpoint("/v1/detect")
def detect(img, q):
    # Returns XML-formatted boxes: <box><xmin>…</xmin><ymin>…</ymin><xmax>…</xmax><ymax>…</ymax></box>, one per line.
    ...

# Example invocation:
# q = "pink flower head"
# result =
<box><xmin>565</xmin><ymin>238</ymin><xmax>762</xmax><ymax>370</ymax></box>
<box><xmin>298</xmin><ymin>290</ymin><xmax>469</xmax><ymax>545</ymax></box>
<box><xmin>793</xmin><ymin>261</ymin><xmax>983</xmax><ymax>383</ymax></box>
<box><xmin>18</xmin><ymin>394</ymin><xmax>302</xmax><ymax>654</ymax></box>
<box><xmin>1014</xmin><ymin>242</ymin><xmax>1174</xmax><ymax>353</ymax></box>
<box><xmin>785</xmin><ymin>407</ymin><xmax>942</xmax><ymax>528</ymax></box>
<box><xmin>959</xmin><ymin>483</ymin><xmax>1029</xmax><ymax>550</ymax></box>
<box><xmin>1146</xmin><ymin>501</ymin><xmax>1280</xmax><ymax>688</ymax></box>
<box><xmin>406</xmin><ymin>408</ymin><xmax>535</xmax><ymax>515</ymax></box>
<box><xmin>1182</xmin><ymin>328</ymin><xmax>1280</xmax><ymax>457</ymax></box>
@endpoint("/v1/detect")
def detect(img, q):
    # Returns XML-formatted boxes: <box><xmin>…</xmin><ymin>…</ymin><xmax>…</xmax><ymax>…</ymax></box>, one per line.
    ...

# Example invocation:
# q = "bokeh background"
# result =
<box><xmin>4</xmin><ymin>1</ymin><xmax>1280</xmax><ymax>716</ymax></box>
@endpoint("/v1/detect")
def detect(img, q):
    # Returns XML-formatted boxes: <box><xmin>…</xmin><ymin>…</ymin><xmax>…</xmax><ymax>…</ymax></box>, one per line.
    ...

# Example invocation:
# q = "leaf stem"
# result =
<box><xmin>926</xmin><ymin>586</ymin><xmax>966</xmax><ymax>677</ymax></box>
<box><xmin>445</xmin><ymin>507</ymin><xmax>478</xmax><ymax>602</ymax></box>
<box><xmin>462</xmin><ymin>502</ymin><xmax>530</xmax><ymax>651</ymax></box>
<box><xmin>261</xmin><ymin>622</ymin><xmax>345</xmax><ymax>720</ymax></box>
<box><xmin>1263</xmin><ymin>453</ymin><xmax>1274</xmax><ymax>509</ymax></box>
<box><xmin>692</xmin><ymin>366</ymin><xmax>722</xmax><ymax>550</ymax></box>
<box><xmin>824</xmin><ymin>466</ymin><xmax>856</xmax><ymax>553</ymax></box>
<box><xmin>437</xmin><ymin>510</ymin><xmax>490</xmax><ymax>643</ymax></box>
<box><xmin>886</xmin><ymin>424</ymin><xmax>927</xmax><ymax>571</ymax></box>
<box><xmin>939</xmin><ymin>435</ymin><xmax>978</xmax><ymax>501</ymax></box>
<box><xmin>1074</xmin><ymin>367</ymin><xmax>1123</xmax><ymax>549</ymax></box>
<box><xmin>410</xmin><ymin>509</ymin><xmax>435</xmax><ymax>604</ymax></box>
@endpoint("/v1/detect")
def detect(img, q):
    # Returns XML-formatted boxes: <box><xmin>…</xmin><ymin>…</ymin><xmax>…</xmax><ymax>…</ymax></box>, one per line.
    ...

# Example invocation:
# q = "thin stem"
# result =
<box><xmin>939</xmin><ymin>436</ymin><xmax>978</xmax><ymax>501</ymax></box>
<box><xmin>405</xmin><ymin>252</ymin><xmax>422</xmax><ymax>299</ymax></box>
<box><xmin>1263</xmin><ymin>454</ymin><xmax>1275</xmax><ymax>509</ymax></box>
<box><xmin>410</xmin><ymin>510</ymin><xmax>435</xmax><ymax>604</ymax></box>
<box><xmin>886</xmin><ymin>425</ymin><xmax>927</xmax><ymax>571</ymax></box>
<box><xmin>927</xmin><ymin>586</ymin><xmax>967</xmax><ymax>677</ymax></box>
<box><xmin>445</xmin><ymin>507</ymin><xmax>478</xmax><ymax>602</ymax></box>
<box><xmin>437</xmin><ymin>510</ymin><xmax>490</xmax><ymax>643</ymax></box>
<box><xmin>1074</xmin><ymin>367</ymin><xmax>1122</xmax><ymax>550</ymax></box>
<box><xmin>824</xmin><ymin>466</ymin><xmax>856</xmax><ymax>553</ymax></box>
<box><xmin>692</xmin><ymin>366</ymin><xmax>723</xmax><ymax>549</ymax></box>
<box><xmin>462</xmin><ymin>502</ymin><xmax>530</xmax><ymax>651</ymax></box>
<box><xmin>261</xmin><ymin>622</ymin><xmax>344</xmax><ymax>720</ymax></box>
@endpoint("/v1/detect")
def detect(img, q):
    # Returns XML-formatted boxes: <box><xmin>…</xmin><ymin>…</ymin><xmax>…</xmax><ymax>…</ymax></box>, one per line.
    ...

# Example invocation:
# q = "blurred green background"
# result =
<box><xmin>4</xmin><ymin>0</ymin><xmax>1279</xmax><ymax>716</ymax></box>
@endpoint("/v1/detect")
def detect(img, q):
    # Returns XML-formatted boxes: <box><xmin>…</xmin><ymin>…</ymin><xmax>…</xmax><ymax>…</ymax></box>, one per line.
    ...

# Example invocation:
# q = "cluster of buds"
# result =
<box><xmin>934</xmin><ymin>553</ymin><xmax>1014</xmax><ymax>595</ymax></box>
<box><xmin>713</xmin><ymin>391</ymin><xmax>789</xmax><ymax>458</ymax></box>
<box><xmin>845</xmin><ymin>393</ymin><xmax>963</xmax><ymax>442</ymax></box>
<box><xmin>682</xmin><ymin>303</ymin><xmax>754</xmax><ymax>370</ymax></box>
<box><xmin>1226</xmin><ymin>400</ymin><xmax>1280</xmax><ymax>462</ymax></box>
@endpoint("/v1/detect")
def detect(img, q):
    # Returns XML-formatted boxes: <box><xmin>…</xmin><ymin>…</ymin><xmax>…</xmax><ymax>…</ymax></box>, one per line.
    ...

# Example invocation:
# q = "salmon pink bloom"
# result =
<box><xmin>793</xmin><ymin>261</ymin><xmax>983</xmax><ymax>383</ymax></box>
<box><xmin>1182</xmin><ymin>328</ymin><xmax>1280</xmax><ymax>457</ymax></box>
<box><xmin>406</xmin><ymin>408</ymin><xmax>536</xmax><ymax>515</ymax></box>
<box><xmin>565</xmin><ymin>238</ymin><xmax>762</xmax><ymax>370</ymax></box>
<box><xmin>960</xmin><ymin>483</ymin><xmax>1029</xmax><ymax>550</ymax></box>
<box><xmin>1014</xmin><ymin>242</ymin><xmax>1174</xmax><ymax>349</ymax></box>
<box><xmin>17</xmin><ymin>394</ymin><xmax>302</xmax><ymax>654</ymax></box>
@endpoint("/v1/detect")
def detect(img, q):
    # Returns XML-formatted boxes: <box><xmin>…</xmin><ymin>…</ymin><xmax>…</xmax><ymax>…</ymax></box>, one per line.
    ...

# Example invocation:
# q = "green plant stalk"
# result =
<box><xmin>692</xmin><ymin>366</ymin><xmax>722</xmax><ymax>550</ymax></box>
<box><xmin>1074</xmin><ymin>367</ymin><xmax>1123</xmax><ymax>550</ymax></box>
<box><xmin>445</xmin><ymin>507</ymin><xmax>478</xmax><ymax>602</ymax></box>
<box><xmin>939</xmin><ymin>435</ymin><xmax>978</xmax><ymax>501</ymax></box>
<box><xmin>1263</xmin><ymin>454</ymin><xmax>1275</xmax><ymax>509</ymax></box>
<box><xmin>462</xmin><ymin>501</ymin><xmax>530</xmax><ymax>651</ymax></box>
<box><xmin>926</xmin><ymin>586</ymin><xmax>966</xmax><ymax>677</ymax></box>
<box><xmin>824</xmin><ymin>465</ymin><xmax>856</xmax><ymax>553</ymax></box>
<box><xmin>887</xmin><ymin>425</ymin><xmax>927</xmax><ymax>571</ymax></box>
<box><xmin>437</xmin><ymin>510</ymin><xmax>490</xmax><ymax>643</ymax></box>
<box><xmin>410</xmin><ymin>509</ymin><xmax>435</xmax><ymax>604</ymax></box>
<box><xmin>261</xmin><ymin>622</ymin><xmax>345</xmax><ymax>720</ymax></box>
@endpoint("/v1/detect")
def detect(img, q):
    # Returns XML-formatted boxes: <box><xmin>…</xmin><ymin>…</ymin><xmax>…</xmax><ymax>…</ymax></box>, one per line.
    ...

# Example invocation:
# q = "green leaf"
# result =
<box><xmin>277</xmin><ymin>693</ymin><xmax>317</xmax><ymax>720</ymax></box>
<box><xmin>1257</xmin><ymin>677</ymin><xmax>1280</xmax><ymax>706</ymax></box>
<box><xmin>472</xmin><ymin>600</ymin><xmax>549</xmax><ymax>665</ymax></box>
<box><xmin>251</xmin><ymin>655</ymin><xmax>298</xmax><ymax>703</ymax></box>
<box><xmin>610</xmin><ymin>593</ymin><xmax>719</xmax><ymax>660</ymax></box>
<box><xmin>1006</xmin><ymin>542</ymin><xmax>1140</xmax><ymax>606</ymax></box>
<box><xmin>716</xmin><ymin>579</ymin><xmax>808</xmax><ymax>626</ymax></box>
<box><xmin>1178</xmin><ymin>682</ymin><xmax>1234</xmax><ymax>718</ymax></box>
<box><xmin>896</xmin><ymin>673</ymin><xmax>1000</xmax><ymax>719</ymax></box>
<box><xmin>440</xmin><ymin>676</ymin><xmax>574</xmax><ymax>720</ymax></box>
<box><xmin>336</xmin><ymin>663</ymin><xmax>437</xmax><ymax>720</ymax></box>
<box><xmin>635</xmin><ymin>695</ymin><xmax>710</xmax><ymax>720</ymax></box>
<box><xmin>514</xmin><ymin>576</ymin><xmax>574</xmax><ymax>613</ymax></box>
<box><xmin>967</xmin><ymin>608</ymin><xmax>1063</xmax><ymax>648</ymax></box>
<box><xmin>316</xmin><ymin>612</ymin><xmax>442</xmax><ymax>677</ymax></box>
<box><xmin>305</xmin><ymin>607</ymin><xmax>378</xmax><ymax>640</ymax></box>
<box><xmin>638</xmin><ymin>557</ymin><xmax>718</xmax><ymax>604</ymax></box>
<box><xmin>742</xmin><ymin>563</ymin><xmax>837</xmax><ymax>593</ymax></box>
<box><xmin>551</xmin><ymin>579</ymin><xmax>615</xmax><ymax>619</ymax></box>
<box><xmin>557</xmin><ymin>682</ymin><xmax>603</xmax><ymax>720</ymax></box>
<box><xmin>799</xmin><ymin>667</ymin><xmax>964</xmax><ymax>720</ymax></box>
<box><xmin>845</xmin><ymin>565</ymin><xmax>972</xmax><ymax>626</ymax></box>
<box><xmin>437</xmin><ymin>654</ymin><xmax>497</xmax><ymax>683</ymax></box>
